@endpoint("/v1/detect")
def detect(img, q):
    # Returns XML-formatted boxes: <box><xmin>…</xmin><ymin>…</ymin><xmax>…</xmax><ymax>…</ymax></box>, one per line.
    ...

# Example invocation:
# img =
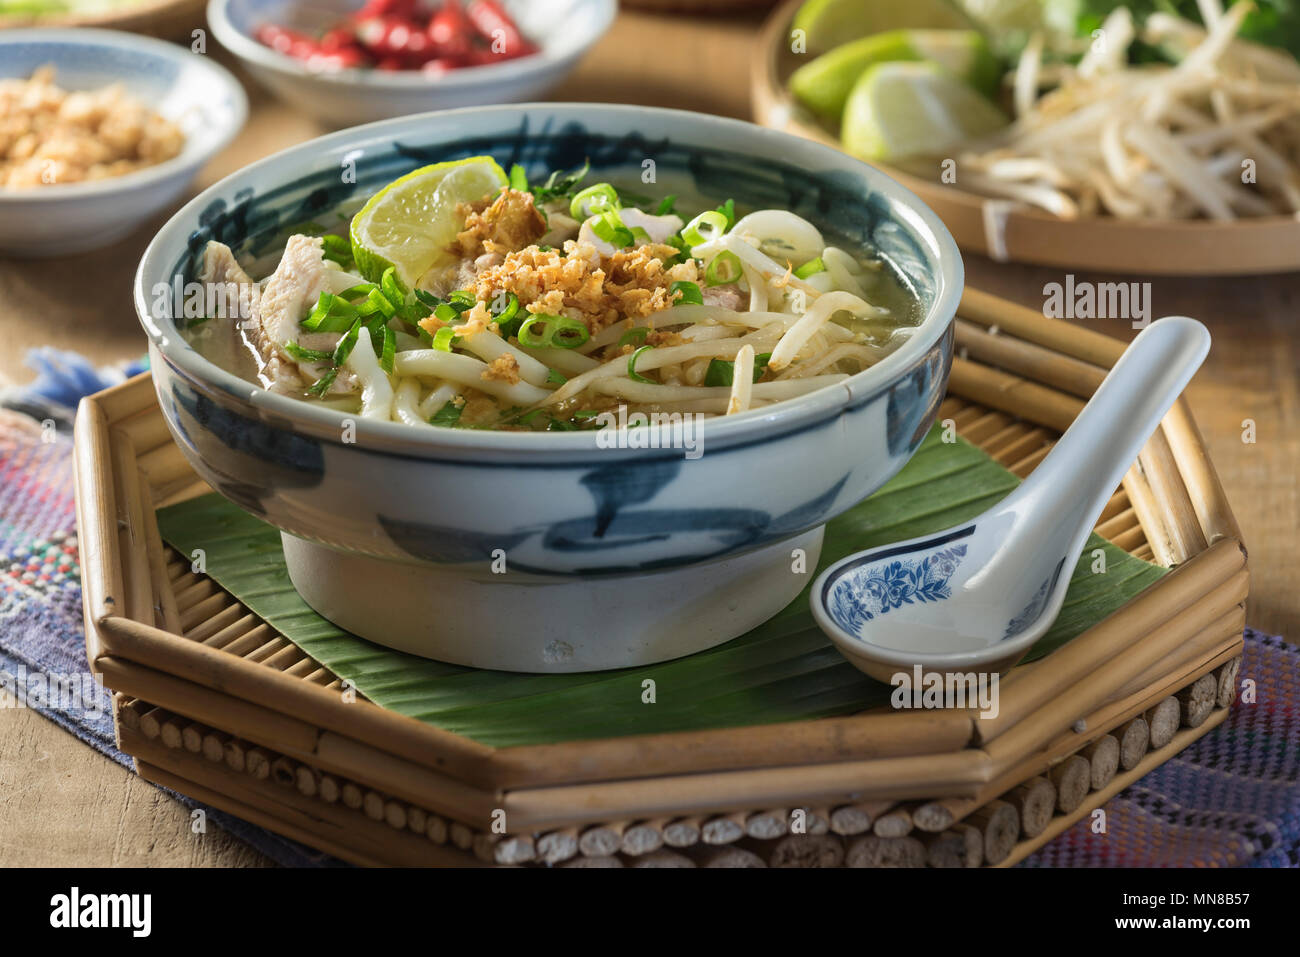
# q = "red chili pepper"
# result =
<box><xmin>428</xmin><ymin>0</ymin><xmax>473</xmax><ymax>58</ymax></box>
<box><xmin>464</xmin><ymin>0</ymin><xmax>537</xmax><ymax>60</ymax></box>
<box><xmin>355</xmin><ymin>0</ymin><xmax>419</xmax><ymax>21</ymax></box>
<box><xmin>319</xmin><ymin>28</ymin><xmax>357</xmax><ymax>53</ymax></box>
<box><xmin>308</xmin><ymin>48</ymin><xmax>368</xmax><ymax>72</ymax></box>
<box><xmin>256</xmin><ymin>24</ymin><xmax>321</xmax><ymax>61</ymax></box>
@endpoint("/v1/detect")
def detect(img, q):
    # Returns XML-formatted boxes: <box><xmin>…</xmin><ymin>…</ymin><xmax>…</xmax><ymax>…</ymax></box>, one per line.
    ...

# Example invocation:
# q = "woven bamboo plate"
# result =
<box><xmin>74</xmin><ymin>287</ymin><xmax>1246</xmax><ymax>867</ymax></box>
<box><xmin>752</xmin><ymin>0</ymin><xmax>1300</xmax><ymax>276</ymax></box>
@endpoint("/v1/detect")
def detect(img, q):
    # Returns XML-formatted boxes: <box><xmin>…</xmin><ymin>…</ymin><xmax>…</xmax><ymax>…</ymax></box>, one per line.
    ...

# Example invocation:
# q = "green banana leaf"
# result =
<box><xmin>156</xmin><ymin>427</ymin><xmax>1166</xmax><ymax>747</ymax></box>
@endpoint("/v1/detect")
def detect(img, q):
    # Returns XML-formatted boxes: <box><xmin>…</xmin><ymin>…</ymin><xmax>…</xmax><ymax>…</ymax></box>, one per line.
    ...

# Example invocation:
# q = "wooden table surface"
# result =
<box><xmin>0</xmin><ymin>8</ymin><xmax>1295</xmax><ymax>867</ymax></box>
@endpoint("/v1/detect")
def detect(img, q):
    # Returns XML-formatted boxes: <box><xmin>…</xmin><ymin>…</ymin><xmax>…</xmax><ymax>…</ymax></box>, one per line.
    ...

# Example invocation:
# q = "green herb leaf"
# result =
<box><xmin>670</xmin><ymin>280</ymin><xmax>703</xmax><ymax>305</ymax></box>
<box><xmin>429</xmin><ymin>401</ymin><xmax>463</xmax><ymax>427</ymax></box>
<box><xmin>283</xmin><ymin>341</ymin><xmax>333</xmax><ymax>363</ymax></box>
<box><xmin>794</xmin><ymin>257</ymin><xmax>826</xmax><ymax>279</ymax></box>
<box><xmin>704</xmin><ymin>352</ymin><xmax>771</xmax><ymax>387</ymax></box>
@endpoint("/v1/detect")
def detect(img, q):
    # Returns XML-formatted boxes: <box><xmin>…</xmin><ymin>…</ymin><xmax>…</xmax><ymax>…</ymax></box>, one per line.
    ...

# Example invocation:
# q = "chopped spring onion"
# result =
<box><xmin>547</xmin><ymin>418</ymin><xmax>578</xmax><ymax>431</ymax></box>
<box><xmin>682</xmin><ymin>210</ymin><xmax>729</xmax><ymax>247</ymax></box>
<box><xmin>449</xmin><ymin>289</ymin><xmax>476</xmax><ymax>310</ymax></box>
<box><xmin>380</xmin><ymin>327</ymin><xmax>396</xmax><ymax>373</ymax></box>
<box><xmin>337</xmin><ymin>282</ymin><xmax>378</xmax><ymax>302</ymax></box>
<box><xmin>794</xmin><ymin>257</ymin><xmax>827</xmax><ymax>279</ymax></box>
<box><xmin>618</xmin><ymin>326</ymin><xmax>650</xmax><ymax>348</ymax></box>
<box><xmin>518</xmin><ymin>314</ymin><xmax>590</xmax><ymax>349</ymax></box>
<box><xmin>332</xmin><ymin>319</ymin><xmax>363</xmax><ymax>366</ymax></box>
<box><xmin>573</xmin><ymin>409</ymin><xmax>602</xmax><ymax>419</ymax></box>
<box><xmin>492</xmin><ymin>292</ymin><xmax>523</xmax><ymax>338</ymax></box>
<box><xmin>705</xmin><ymin>251</ymin><xmax>743</xmax><ymax>286</ymax></box>
<box><xmin>433</xmin><ymin>303</ymin><xmax>461</xmax><ymax>324</ymax></box>
<box><xmin>508</xmin><ymin>163</ymin><xmax>529</xmax><ymax>192</ymax></box>
<box><xmin>380</xmin><ymin>266</ymin><xmax>410</xmax><ymax>316</ymax></box>
<box><xmin>627</xmin><ymin>344</ymin><xmax>655</xmax><ymax>383</ymax></box>
<box><xmin>320</xmin><ymin>234</ymin><xmax>353</xmax><ymax>267</ymax></box>
<box><xmin>545</xmin><ymin>368</ymin><xmax>567</xmax><ymax>386</ymax></box>
<box><xmin>670</xmin><ymin>280</ymin><xmax>703</xmax><ymax>305</ymax></box>
<box><xmin>655</xmin><ymin>194</ymin><xmax>678</xmax><ymax>216</ymax></box>
<box><xmin>715</xmin><ymin>198</ymin><xmax>736</xmax><ymax>229</ymax></box>
<box><xmin>429</xmin><ymin>401</ymin><xmax>463</xmax><ymax>427</ymax></box>
<box><xmin>308</xmin><ymin>366</ymin><xmax>340</xmax><ymax>397</ymax></box>
<box><xmin>302</xmin><ymin>292</ymin><xmax>359</xmax><ymax>333</ymax></box>
<box><xmin>704</xmin><ymin>352</ymin><xmax>771</xmax><ymax>387</ymax></box>
<box><xmin>590</xmin><ymin>209</ymin><xmax>634</xmax><ymax>248</ymax></box>
<box><xmin>358</xmin><ymin>287</ymin><xmax>396</xmax><ymax>320</ymax></box>
<box><xmin>413</xmin><ymin>289</ymin><xmax>442</xmax><ymax>309</ymax></box>
<box><xmin>569</xmin><ymin>183</ymin><xmax>621</xmax><ymax>219</ymax></box>
<box><xmin>282</xmin><ymin>341</ymin><xmax>333</xmax><ymax>363</ymax></box>
<box><xmin>431</xmin><ymin>326</ymin><xmax>457</xmax><ymax>352</ymax></box>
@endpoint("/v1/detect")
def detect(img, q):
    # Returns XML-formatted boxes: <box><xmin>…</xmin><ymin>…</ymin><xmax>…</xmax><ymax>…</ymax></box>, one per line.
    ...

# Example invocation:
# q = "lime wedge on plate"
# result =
<box><xmin>790</xmin><ymin>29</ymin><xmax>1000</xmax><ymax>122</ymax></box>
<box><xmin>349</xmin><ymin>156</ymin><xmax>508</xmax><ymax>286</ymax></box>
<box><xmin>842</xmin><ymin>61</ymin><xmax>1009</xmax><ymax>164</ymax></box>
<box><xmin>792</xmin><ymin>0</ymin><xmax>975</xmax><ymax>55</ymax></box>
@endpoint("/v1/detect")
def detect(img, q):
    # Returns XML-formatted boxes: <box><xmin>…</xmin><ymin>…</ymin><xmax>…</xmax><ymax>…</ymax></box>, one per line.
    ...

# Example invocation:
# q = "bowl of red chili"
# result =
<box><xmin>207</xmin><ymin>0</ymin><xmax>617</xmax><ymax>127</ymax></box>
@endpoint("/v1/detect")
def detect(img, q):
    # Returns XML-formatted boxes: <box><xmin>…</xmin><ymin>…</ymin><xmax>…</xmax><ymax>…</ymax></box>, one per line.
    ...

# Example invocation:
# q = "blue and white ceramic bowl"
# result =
<box><xmin>135</xmin><ymin>104</ymin><xmax>962</xmax><ymax>671</ymax></box>
<box><xmin>208</xmin><ymin>0</ymin><xmax>617</xmax><ymax>128</ymax></box>
<box><xmin>0</xmin><ymin>29</ymin><xmax>247</xmax><ymax>257</ymax></box>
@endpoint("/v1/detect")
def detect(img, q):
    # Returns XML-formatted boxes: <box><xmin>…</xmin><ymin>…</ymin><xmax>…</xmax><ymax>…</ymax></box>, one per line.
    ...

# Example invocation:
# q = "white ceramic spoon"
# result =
<box><xmin>811</xmin><ymin>316</ymin><xmax>1211</xmax><ymax>682</ymax></box>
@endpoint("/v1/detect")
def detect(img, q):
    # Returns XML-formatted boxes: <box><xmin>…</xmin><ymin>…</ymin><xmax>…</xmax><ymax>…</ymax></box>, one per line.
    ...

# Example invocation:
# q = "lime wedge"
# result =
<box><xmin>790</xmin><ymin>29</ymin><xmax>1000</xmax><ymax>123</ymax></box>
<box><xmin>841</xmin><ymin>61</ymin><xmax>1009</xmax><ymax>164</ymax></box>
<box><xmin>792</xmin><ymin>0</ymin><xmax>975</xmax><ymax>55</ymax></box>
<box><xmin>349</xmin><ymin>156</ymin><xmax>508</xmax><ymax>287</ymax></box>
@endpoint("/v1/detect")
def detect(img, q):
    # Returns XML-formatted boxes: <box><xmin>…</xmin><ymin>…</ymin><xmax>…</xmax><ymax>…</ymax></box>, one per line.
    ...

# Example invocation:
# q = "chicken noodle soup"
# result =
<box><xmin>186</xmin><ymin>157</ymin><xmax>922</xmax><ymax>432</ymax></box>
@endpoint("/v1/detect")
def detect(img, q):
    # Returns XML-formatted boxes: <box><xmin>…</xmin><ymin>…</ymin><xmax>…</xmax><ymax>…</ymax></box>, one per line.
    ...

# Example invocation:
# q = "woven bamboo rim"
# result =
<box><xmin>74</xmin><ymin>287</ymin><xmax>1246</xmax><ymax>864</ymax></box>
<box><xmin>114</xmin><ymin>652</ymin><xmax>1240</xmax><ymax>866</ymax></box>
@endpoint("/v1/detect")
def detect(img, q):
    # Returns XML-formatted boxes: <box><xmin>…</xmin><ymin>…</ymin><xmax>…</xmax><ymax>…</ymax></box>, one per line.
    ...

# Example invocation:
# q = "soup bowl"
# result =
<box><xmin>134</xmin><ymin>104</ymin><xmax>962</xmax><ymax>672</ymax></box>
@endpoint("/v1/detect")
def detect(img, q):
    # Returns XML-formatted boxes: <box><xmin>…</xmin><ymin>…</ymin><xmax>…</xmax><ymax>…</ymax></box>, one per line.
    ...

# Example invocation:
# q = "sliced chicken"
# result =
<box><xmin>201</xmin><ymin>236</ymin><xmax>365</xmax><ymax>395</ymax></box>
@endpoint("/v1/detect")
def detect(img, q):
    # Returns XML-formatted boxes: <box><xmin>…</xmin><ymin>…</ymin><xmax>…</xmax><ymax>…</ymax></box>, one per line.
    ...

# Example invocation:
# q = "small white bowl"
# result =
<box><xmin>207</xmin><ymin>0</ymin><xmax>618</xmax><ymax>128</ymax></box>
<box><xmin>0</xmin><ymin>28</ymin><xmax>248</xmax><ymax>258</ymax></box>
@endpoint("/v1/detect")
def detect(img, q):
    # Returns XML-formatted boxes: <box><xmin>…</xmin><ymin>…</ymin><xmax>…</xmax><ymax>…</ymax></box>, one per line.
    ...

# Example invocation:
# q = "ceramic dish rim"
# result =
<box><xmin>206</xmin><ymin>0</ymin><xmax>618</xmax><ymax>91</ymax></box>
<box><xmin>0</xmin><ymin>27</ymin><xmax>248</xmax><ymax>204</ymax></box>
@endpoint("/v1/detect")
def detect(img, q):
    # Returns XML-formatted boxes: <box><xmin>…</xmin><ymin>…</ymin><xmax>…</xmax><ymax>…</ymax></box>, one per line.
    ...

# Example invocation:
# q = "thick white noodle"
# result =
<box><xmin>392</xmin><ymin>377</ymin><xmax>431</xmax><ymax>427</ymax></box>
<box><xmin>459</xmin><ymin>330</ymin><xmax>552</xmax><ymax>388</ymax></box>
<box><xmin>517</xmin><ymin>344</ymin><xmax>601</xmax><ymax>374</ymax></box>
<box><xmin>348</xmin><ymin>327</ymin><xmax>394</xmax><ymax>421</ymax></box>
<box><xmin>393</xmin><ymin>350</ymin><xmax>552</xmax><ymax>404</ymax></box>
<box><xmin>727</xmin><ymin>345</ymin><xmax>755</xmax><ymax>415</ymax></box>
<box><xmin>417</xmin><ymin>381</ymin><xmax>459</xmax><ymax>419</ymax></box>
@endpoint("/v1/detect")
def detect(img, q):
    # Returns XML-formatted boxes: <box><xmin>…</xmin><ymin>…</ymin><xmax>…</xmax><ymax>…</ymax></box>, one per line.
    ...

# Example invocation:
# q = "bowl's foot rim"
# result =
<box><xmin>282</xmin><ymin>528</ymin><xmax>826</xmax><ymax>673</ymax></box>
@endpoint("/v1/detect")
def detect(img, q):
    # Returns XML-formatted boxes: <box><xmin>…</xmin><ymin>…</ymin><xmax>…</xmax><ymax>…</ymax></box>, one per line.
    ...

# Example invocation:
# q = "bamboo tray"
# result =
<box><xmin>752</xmin><ymin>0</ymin><xmax>1300</xmax><ymax>276</ymax></box>
<box><xmin>74</xmin><ymin>288</ymin><xmax>1246</xmax><ymax>867</ymax></box>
